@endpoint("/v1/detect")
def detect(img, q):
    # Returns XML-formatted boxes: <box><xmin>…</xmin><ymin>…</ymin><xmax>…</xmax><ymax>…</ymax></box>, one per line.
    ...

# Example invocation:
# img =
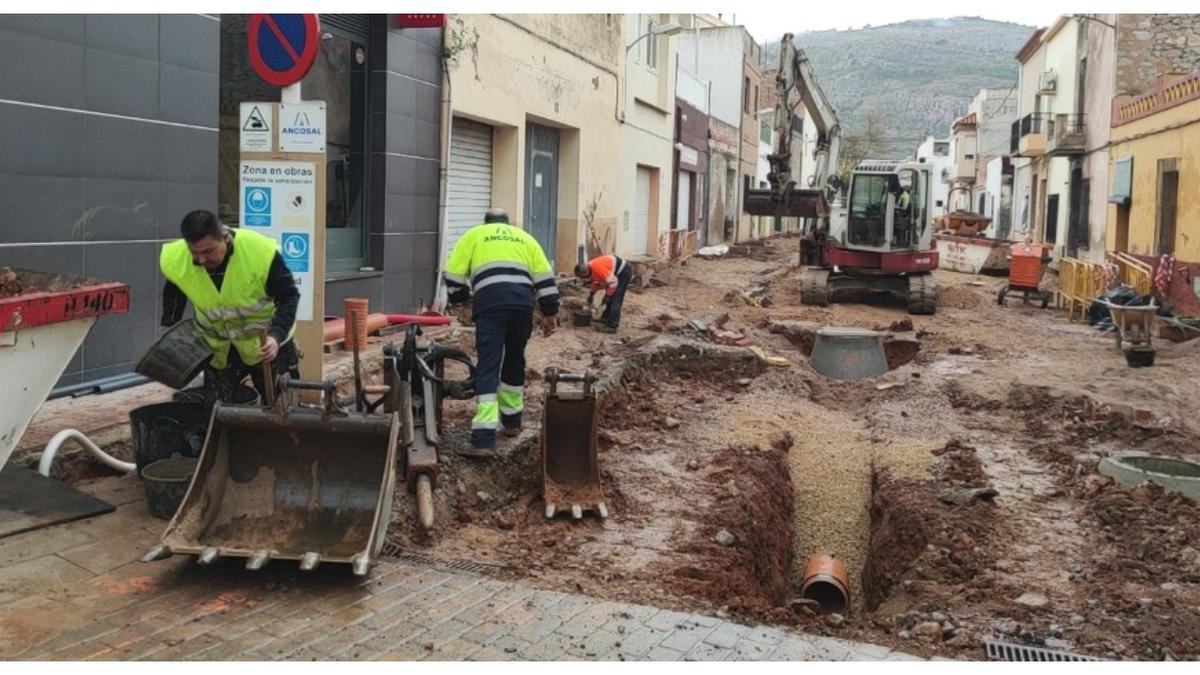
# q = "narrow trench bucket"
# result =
<box><xmin>541</xmin><ymin>370</ymin><xmax>607</xmax><ymax>520</ymax></box>
<box><xmin>152</xmin><ymin>404</ymin><xmax>399</xmax><ymax>574</ymax></box>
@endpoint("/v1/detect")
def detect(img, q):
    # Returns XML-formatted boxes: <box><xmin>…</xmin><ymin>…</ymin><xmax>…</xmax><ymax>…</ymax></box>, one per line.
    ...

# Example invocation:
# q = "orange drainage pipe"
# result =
<box><xmin>322</xmin><ymin>313</ymin><xmax>451</xmax><ymax>343</ymax></box>
<box><xmin>800</xmin><ymin>554</ymin><xmax>850</xmax><ymax>614</ymax></box>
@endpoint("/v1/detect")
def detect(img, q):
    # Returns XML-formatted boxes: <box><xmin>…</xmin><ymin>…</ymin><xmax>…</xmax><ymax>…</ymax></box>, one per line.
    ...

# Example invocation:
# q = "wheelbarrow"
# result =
<box><xmin>143</xmin><ymin>377</ymin><xmax>400</xmax><ymax>575</ymax></box>
<box><xmin>1104</xmin><ymin>300</ymin><xmax>1158</xmax><ymax>368</ymax></box>
<box><xmin>997</xmin><ymin>242</ymin><xmax>1052</xmax><ymax>308</ymax></box>
<box><xmin>541</xmin><ymin>369</ymin><xmax>608</xmax><ymax>520</ymax></box>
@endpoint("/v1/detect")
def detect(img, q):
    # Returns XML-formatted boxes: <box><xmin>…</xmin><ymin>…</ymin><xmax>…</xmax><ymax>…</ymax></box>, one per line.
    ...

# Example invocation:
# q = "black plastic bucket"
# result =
<box><xmin>172</xmin><ymin>385</ymin><xmax>259</xmax><ymax>406</ymax></box>
<box><xmin>142</xmin><ymin>457</ymin><xmax>197</xmax><ymax>520</ymax></box>
<box><xmin>129</xmin><ymin>402</ymin><xmax>210</xmax><ymax>473</ymax></box>
<box><xmin>134</xmin><ymin>320</ymin><xmax>213</xmax><ymax>389</ymax></box>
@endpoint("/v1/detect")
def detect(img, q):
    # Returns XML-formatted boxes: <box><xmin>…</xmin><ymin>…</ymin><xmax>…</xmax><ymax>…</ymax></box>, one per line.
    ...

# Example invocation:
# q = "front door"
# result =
<box><xmin>524</xmin><ymin>123</ymin><xmax>559</xmax><ymax>261</ymax></box>
<box><xmin>1067</xmin><ymin>165</ymin><xmax>1087</xmax><ymax>257</ymax></box>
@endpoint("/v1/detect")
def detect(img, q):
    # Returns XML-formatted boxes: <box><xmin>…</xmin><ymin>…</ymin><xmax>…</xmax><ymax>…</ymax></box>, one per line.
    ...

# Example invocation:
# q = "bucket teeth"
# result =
<box><xmin>571</xmin><ymin>504</ymin><xmax>583</xmax><ymax>520</ymax></box>
<box><xmin>352</xmin><ymin>554</ymin><xmax>370</xmax><ymax>576</ymax></box>
<box><xmin>545</xmin><ymin>502</ymin><xmax>556</xmax><ymax>519</ymax></box>
<box><xmin>141</xmin><ymin>544</ymin><xmax>172</xmax><ymax>562</ymax></box>
<box><xmin>197</xmin><ymin>546</ymin><xmax>220</xmax><ymax>565</ymax></box>
<box><xmin>300</xmin><ymin>552</ymin><xmax>321</xmax><ymax>571</ymax></box>
<box><xmin>246</xmin><ymin>550</ymin><xmax>271</xmax><ymax>571</ymax></box>
<box><xmin>597</xmin><ymin>502</ymin><xmax>609</xmax><ymax>519</ymax></box>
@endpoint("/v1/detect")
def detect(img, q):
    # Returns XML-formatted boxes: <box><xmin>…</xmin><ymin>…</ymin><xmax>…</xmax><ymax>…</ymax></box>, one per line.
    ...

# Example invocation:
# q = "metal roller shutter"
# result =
<box><xmin>445</xmin><ymin>118</ymin><xmax>494</xmax><ymax>261</ymax></box>
<box><xmin>320</xmin><ymin>14</ymin><xmax>370</xmax><ymax>41</ymax></box>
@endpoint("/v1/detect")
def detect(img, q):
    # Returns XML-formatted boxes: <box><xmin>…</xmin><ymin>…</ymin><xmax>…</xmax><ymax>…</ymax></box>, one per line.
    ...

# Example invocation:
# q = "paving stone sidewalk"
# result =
<box><xmin>0</xmin><ymin>474</ymin><xmax>921</xmax><ymax>662</ymax></box>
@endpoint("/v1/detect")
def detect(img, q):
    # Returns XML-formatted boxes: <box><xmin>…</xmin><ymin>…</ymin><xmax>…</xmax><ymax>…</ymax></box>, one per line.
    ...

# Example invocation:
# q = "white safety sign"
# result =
<box><xmin>239</xmin><ymin>103</ymin><xmax>274</xmax><ymax>153</ymax></box>
<box><xmin>279</xmin><ymin>102</ymin><xmax>326</xmax><ymax>153</ymax></box>
<box><xmin>239</xmin><ymin>160</ymin><xmax>317</xmax><ymax>321</ymax></box>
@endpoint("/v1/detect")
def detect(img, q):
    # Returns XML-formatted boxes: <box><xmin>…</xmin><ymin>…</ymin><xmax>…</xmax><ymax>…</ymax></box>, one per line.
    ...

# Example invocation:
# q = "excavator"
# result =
<box><xmin>745</xmin><ymin>34</ymin><xmax>939</xmax><ymax>314</ymax></box>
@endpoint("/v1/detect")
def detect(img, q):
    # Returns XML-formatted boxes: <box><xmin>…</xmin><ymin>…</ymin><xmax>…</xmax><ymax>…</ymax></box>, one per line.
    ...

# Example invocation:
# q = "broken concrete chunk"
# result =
<box><xmin>686</xmin><ymin>459</ymin><xmax>700</xmax><ymax>471</ymax></box>
<box><xmin>826</xmin><ymin>613</ymin><xmax>846</xmax><ymax>628</ymax></box>
<box><xmin>1014</xmin><ymin>592</ymin><xmax>1049</xmax><ymax>609</ymax></box>
<box><xmin>714</xmin><ymin>529</ymin><xmax>736</xmax><ymax>546</ymax></box>
<box><xmin>736</xmin><ymin>378</ymin><xmax>753</xmax><ymax>387</ymax></box>
<box><xmin>662</xmin><ymin>416</ymin><xmax>681</xmax><ymax>430</ymax></box>
<box><xmin>913</xmin><ymin>621</ymin><xmax>943</xmax><ymax>639</ymax></box>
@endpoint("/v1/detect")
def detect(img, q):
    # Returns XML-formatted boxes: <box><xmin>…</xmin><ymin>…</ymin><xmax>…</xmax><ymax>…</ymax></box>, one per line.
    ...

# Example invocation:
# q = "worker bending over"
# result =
<box><xmin>575</xmin><ymin>253</ymin><xmax>633</xmax><ymax>333</ymax></box>
<box><xmin>443</xmin><ymin>208</ymin><xmax>559</xmax><ymax>454</ymax></box>
<box><xmin>160</xmin><ymin>210</ymin><xmax>299</xmax><ymax>403</ymax></box>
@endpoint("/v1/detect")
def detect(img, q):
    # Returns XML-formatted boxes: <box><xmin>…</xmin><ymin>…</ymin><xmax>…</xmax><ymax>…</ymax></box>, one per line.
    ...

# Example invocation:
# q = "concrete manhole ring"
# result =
<box><xmin>1098</xmin><ymin>453</ymin><xmax>1200</xmax><ymax>500</ymax></box>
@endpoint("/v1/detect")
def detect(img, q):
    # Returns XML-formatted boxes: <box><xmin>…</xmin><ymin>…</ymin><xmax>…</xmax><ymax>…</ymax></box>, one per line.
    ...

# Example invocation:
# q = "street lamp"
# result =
<box><xmin>621</xmin><ymin>21</ymin><xmax>684</xmax><ymax>121</ymax></box>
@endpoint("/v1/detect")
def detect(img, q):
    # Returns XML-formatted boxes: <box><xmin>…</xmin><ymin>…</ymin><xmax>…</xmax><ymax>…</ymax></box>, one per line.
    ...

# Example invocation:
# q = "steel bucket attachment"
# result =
<box><xmin>541</xmin><ymin>369</ymin><xmax>608</xmax><ymax>520</ymax></box>
<box><xmin>145</xmin><ymin>378</ymin><xmax>399</xmax><ymax>575</ymax></box>
<box><xmin>809</xmin><ymin>327</ymin><xmax>889</xmax><ymax>380</ymax></box>
<box><xmin>743</xmin><ymin>185</ymin><xmax>828</xmax><ymax>218</ymax></box>
<box><xmin>135</xmin><ymin>319</ymin><xmax>213</xmax><ymax>390</ymax></box>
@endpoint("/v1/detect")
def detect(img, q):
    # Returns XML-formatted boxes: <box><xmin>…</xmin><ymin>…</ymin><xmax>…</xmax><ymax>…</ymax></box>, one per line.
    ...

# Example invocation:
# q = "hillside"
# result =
<box><xmin>762</xmin><ymin>17</ymin><xmax>1033</xmax><ymax>158</ymax></box>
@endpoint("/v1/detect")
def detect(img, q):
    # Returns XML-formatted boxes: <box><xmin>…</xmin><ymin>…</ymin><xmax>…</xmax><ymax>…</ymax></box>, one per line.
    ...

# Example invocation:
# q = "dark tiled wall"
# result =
<box><xmin>368</xmin><ymin>22</ymin><xmax>443</xmax><ymax>312</ymax></box>
<box><xmin>0</xmin><ymin>14</ymin><xmax>220</xmax><ymax>385</ymax></box>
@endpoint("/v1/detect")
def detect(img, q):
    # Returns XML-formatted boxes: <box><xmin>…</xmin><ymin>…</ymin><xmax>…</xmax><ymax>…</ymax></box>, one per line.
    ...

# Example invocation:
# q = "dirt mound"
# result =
<box><xmin>938</xmin><ymin>285</ymin><xmax>984</xmax><ymax>310</ymax></box>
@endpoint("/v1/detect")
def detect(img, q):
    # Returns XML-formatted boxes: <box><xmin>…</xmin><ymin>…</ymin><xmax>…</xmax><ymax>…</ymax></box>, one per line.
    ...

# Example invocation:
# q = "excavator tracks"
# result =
<box><xmin>906</xmin><ymin>272</ymin><xmax>938</xmax><ymax>315</ymax></box>
<box><xmin>799</xmin><ymin>268</ymin><xmax>831</xmax><ymax>307</ymax></box>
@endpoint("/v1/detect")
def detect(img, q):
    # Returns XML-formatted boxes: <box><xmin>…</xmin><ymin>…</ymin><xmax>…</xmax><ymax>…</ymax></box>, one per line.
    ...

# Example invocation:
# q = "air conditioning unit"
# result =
<box><xmin>1038</xmin><ymin>70</ymin><xmax>1057</xmax><ymax>94</ymax></box>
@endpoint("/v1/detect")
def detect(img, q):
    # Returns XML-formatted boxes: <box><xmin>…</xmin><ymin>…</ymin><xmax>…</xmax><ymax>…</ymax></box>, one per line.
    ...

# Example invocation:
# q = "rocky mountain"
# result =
<box><xmin>762</xmin><ymin>17</ymin><xmax>1034</xmax><ymax>158</ymax></box>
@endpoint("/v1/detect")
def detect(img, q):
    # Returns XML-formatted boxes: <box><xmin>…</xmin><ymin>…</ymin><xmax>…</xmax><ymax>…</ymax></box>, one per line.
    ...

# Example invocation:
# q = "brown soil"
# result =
<box><xmin>112</xmin><ymin>235</ymin><xmax>1190</xmax><ymax>661</ymax></box>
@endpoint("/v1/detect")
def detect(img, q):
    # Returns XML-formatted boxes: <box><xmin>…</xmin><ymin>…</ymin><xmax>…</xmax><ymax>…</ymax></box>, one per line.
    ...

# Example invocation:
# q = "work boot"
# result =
<box><xmin>501</xmin><ymin>412</ymin><xmax>522</xmax><ymax>437</ymax></box>
<box><xmin>595</xmin><ymin>324</ymin><xmax>618</xmax><ymax>334</ymax></box>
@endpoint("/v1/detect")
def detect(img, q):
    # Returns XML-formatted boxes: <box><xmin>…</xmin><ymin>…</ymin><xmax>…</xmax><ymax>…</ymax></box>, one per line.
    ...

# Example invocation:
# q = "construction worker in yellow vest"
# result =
<box><xmin>443</xmin><ymin>208</ymin><xmax>559</xmax><ymax>455</ymax></box>
<box><xmin>160</xmin><ymin>210</ymin><xmax>300</xmax><ymax>404</ymax></box>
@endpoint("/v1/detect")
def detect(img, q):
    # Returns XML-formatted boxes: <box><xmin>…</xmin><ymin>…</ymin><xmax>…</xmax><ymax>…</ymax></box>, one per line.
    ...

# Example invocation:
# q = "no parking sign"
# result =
<box><xmin>248</xmin><ymin>14</ymin><xmax>320</xmax><ymax>87</ymax></box>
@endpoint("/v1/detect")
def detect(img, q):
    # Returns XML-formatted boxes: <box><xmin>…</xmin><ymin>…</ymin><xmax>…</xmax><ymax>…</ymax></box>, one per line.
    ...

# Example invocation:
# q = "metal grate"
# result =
<box><xmin>983</xmin><ymin>640</ymin><xmax>1102</xmax><ymax>662</ymax></box>
<box><xmin>321</xmin><ymin>14</ymin><xmax>370</xmax><ymax>41</ymax></box>
<box><xmin>379</xmin><ymin>544</ymin><xmax>511</xmax><ymax>576</ymax></box>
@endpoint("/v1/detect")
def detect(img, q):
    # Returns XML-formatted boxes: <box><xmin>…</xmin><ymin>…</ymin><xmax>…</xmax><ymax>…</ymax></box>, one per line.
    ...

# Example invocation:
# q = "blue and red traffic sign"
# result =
<box><xmin>248</xmin><ymin>14</ymin><xmax>320</xmax><ymax>87</ymax></box>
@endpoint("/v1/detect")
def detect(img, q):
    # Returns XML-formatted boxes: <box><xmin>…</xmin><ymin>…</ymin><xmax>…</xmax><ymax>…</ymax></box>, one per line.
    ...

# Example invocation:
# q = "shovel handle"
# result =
<box><xmin>259</xmin><ymin>330</ymin><xmax>276</xmax><ymax>406</ymax></box>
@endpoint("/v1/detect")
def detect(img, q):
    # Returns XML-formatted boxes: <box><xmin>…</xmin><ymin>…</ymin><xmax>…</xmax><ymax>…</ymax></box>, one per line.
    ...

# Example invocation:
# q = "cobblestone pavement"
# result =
<box><xmin>0</xmin><ymin>473</ymin><xmax>922</xmax><ymax>662</ymax></box>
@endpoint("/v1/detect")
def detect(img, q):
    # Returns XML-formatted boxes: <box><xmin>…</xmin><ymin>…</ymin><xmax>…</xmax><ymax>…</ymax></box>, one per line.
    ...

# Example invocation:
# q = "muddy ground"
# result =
<box><xmin>38</xmin><ymin>235</ymin><xmax>1200</xmax><ymax>660</ymax></box>
<box><xmin>385</xmin><ymin>235</ymin><xmax>1200</xmax><ymax>661</ymax></box>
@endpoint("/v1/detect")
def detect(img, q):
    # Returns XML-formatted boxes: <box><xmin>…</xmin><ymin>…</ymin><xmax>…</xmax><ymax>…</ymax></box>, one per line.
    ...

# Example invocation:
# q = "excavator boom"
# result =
<box><xmin>744</xmin><ymin>33</ymin><xmax>841</xmax><ymax>219</ymax></box>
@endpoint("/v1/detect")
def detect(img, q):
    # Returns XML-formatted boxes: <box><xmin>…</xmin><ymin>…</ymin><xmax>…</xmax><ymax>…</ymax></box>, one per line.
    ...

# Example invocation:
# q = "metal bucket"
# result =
<box><xmin>135</xmin><ymin>320</ymin><xmax>213</xmax><ymax>390</ymax></box>
<box><xmin>809</xmin><ymin>327</ymin><xmax>889</xmax><ymax>380</ymax></box>
<box><xmin>129</xmin><ymin>402</ymin><xmax>210</xmax><ymax>473</ymax></box>
<box><xmin>541</xmin><ymin>370</ymin><xmax>607</xmax><ymax>519</ymax></box>
<box><xmin>572</xmin><ymin>310</ymin><xmax>593</xmax><ymax>327</ymax></box>
<box><xmin>155</xmin><ymin>398</ymin><xmax>399</xmax><ymax>575</ymax></box>
<box><xmin>142</xmin><ymin>457</ymin><xmax>198</xmax><ymax>520</ymax></box>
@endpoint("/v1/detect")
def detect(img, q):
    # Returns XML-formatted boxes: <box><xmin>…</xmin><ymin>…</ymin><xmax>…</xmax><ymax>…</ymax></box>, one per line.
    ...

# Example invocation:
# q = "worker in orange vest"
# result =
<box><xmin>574</xmin><ymin>253</ymin><xmax>633</xmax><ymax>333</ymax></box>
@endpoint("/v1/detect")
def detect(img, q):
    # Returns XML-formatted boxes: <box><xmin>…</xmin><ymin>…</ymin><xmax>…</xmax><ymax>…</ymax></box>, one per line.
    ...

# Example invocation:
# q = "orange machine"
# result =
<box><xmin>997</xmin><ymin>242</ymin><xmax>1052</xmax><ymax>308</ymax></box>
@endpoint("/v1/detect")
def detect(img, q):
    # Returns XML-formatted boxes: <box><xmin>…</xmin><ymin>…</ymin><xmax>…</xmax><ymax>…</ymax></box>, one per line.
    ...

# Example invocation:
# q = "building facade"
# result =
<box><xmin>443</xmin><ymin>14</ymin><xmax>625</xmax><ymax>273</ymax></box>
<box><xmin>915</xmin><ymin>136</ymin><xmax>954</xmax><ymax>220</ymax></box>
<box><xmin>0</xmin><ymin>14</ymin><xmax>441</xmax><ymax>386</ymax></box>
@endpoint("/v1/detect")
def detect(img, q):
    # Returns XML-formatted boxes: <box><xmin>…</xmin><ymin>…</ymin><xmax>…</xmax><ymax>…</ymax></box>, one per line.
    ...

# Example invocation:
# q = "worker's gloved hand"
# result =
<box><xmin>540</xmin><ymin>314</ymin><xmax>557</xmax><ymax>337</ymax></box>
<box><xmin>259</xmin><ymin>336</ymin><xmax>279</xmax><ymax>363</ymax></box>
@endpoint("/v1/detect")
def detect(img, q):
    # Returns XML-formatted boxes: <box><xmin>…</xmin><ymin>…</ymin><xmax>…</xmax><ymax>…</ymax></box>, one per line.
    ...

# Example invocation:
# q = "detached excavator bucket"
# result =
<box><xmin>743</xmin><ymin>186</ymin><xmax>828</xmax><ymax>219</ymax></box>
<box><xmin>149</xmin><ymin>392</ymin><xmax>399</xmax><ymax>575</ymax></box>
<box><xmin>541</xmin><ymin>370</ymin><xmax>608</xmax><ymax>520</ymax></box>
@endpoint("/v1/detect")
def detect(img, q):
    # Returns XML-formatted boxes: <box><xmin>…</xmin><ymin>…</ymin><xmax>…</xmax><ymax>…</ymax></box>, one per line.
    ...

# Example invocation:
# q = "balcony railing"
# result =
<box><xmin>1047</xmin><ymin>113</ymin><xmax>1086</xmax><ymax>155</ymax></box>
<box><xmin>1113</xmin><ymin>71</ymin><xmax>1200</xmax><ymax>127</ymax></box>
<box><xmin>1010</xmin><ymin>113</ymin><xmax>1047</xmax><ymax>157</ymax></box>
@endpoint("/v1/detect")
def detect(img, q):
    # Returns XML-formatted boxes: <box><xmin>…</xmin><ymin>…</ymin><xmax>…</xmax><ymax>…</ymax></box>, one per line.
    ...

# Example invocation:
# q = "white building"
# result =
<box><xmin>915</xmin><ymin>136</ymin><xmax>954</xmax><ymax>219</ymax></box>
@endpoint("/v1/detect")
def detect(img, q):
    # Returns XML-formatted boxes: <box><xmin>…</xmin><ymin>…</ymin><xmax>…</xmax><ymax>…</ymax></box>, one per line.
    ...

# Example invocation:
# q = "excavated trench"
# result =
<box><xmin>384</xmin><ymin>338</ymin><xmax>798</xmax><ymax>619</ymax></box>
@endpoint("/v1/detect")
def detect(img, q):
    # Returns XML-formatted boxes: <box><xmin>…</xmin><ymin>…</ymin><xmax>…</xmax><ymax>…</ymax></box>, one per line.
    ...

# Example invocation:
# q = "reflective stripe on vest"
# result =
<box><xmin>159</xmin><ymin>229</ymin><xmax>290</xmax><ymax>370</ymax></box>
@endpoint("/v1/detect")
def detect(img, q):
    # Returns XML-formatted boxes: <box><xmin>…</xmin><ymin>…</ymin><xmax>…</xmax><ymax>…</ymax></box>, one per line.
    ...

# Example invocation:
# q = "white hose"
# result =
<box><xmin>38</xmin><ymin>429</ymin><xmax>136</xmax><ymax>477</ymax></box>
